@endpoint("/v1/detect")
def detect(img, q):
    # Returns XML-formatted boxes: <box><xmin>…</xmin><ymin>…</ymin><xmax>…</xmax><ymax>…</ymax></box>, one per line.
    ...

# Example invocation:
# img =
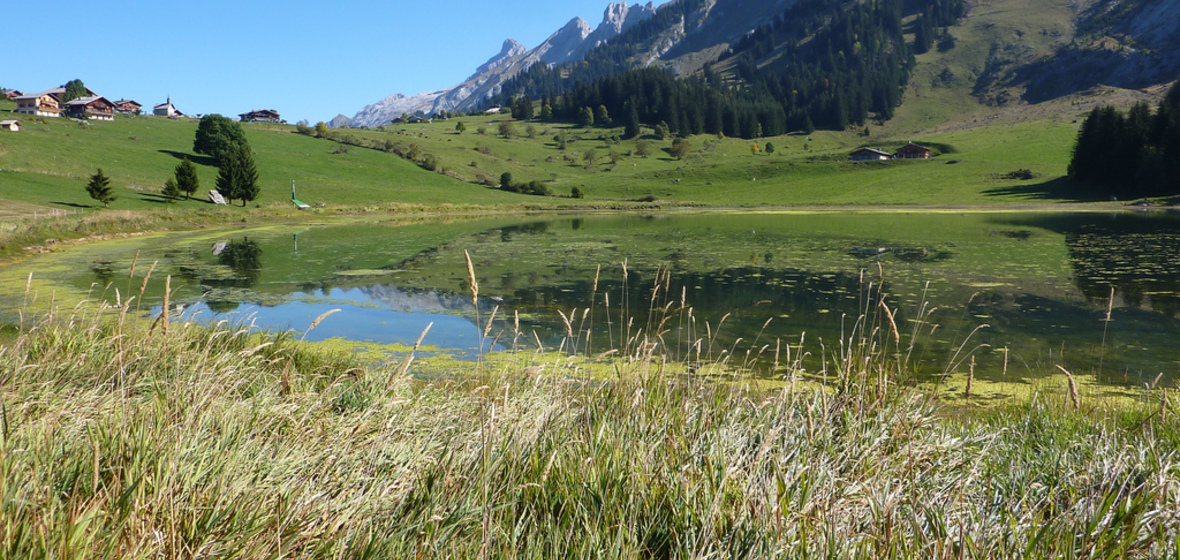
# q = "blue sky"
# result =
<box><xmin>3</xmin><ymin>0</ymin><xmax>670</xmax><ymax>124</ymax></box>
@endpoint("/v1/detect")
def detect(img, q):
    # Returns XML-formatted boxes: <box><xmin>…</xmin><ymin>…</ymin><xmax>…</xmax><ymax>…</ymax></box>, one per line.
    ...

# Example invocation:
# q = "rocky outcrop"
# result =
<box><xmin>327</xmin><ymin>114</ymin><xmax>353</xmax><ymax>128</ymax></box>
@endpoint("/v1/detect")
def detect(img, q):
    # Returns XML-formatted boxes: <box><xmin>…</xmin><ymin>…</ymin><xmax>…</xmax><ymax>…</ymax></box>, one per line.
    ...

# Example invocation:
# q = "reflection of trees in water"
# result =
<box><xmin>1064</xmin><ymin>229</ymin><xmax>1180</xmax><ymax>318</ymax></box>
<box><xmin>996</xmin><ymin>213</ymin><xmax>1180</xmax><ymax>317</ymax></box>
<box><xmin>209</xmin><ymin>238</ymin><xmax>263</xmax><ymax>289</ymax></box>
<box><xmin>199</xmin><ymin>238</ymin><xmax>264</xmax><ymax>314</ymax></box>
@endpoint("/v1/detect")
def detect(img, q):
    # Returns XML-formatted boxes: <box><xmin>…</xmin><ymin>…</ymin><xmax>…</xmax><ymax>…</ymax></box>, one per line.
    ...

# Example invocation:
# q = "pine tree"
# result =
<box><xmin>625</xmin><ymin>102</ymin><xmax>641</xmax><ymax>139</ymax></box>
<box><xmin>86</xmin><ymin>168</ymin><xmax>116</xmax><ymax>207</ymax></box>
<box><xmin>162</xmin><ymin>178</ymin><xmax>181</xmax><ymax>201</ymax></box>
<box><xmin>216</xmin><ymin>143</ymin><xmax>259</xmax><ymax>206</ymax></box>
<box><xmin>175</xmin><ymin>158</ymin><xmax>200</xmax><ymax>200</ymax></box>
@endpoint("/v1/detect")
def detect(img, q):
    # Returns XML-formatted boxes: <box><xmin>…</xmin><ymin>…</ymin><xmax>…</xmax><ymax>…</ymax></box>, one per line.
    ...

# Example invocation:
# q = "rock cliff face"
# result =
<box><xmin>348</xmin><ymin>2</ymin><xmax>656</xmax><ymax>128</ymax></box>
<box><xmin>1014</xmin><ymin>0</ymin><xmax>1180</xmax><ymax>102</ymax></box>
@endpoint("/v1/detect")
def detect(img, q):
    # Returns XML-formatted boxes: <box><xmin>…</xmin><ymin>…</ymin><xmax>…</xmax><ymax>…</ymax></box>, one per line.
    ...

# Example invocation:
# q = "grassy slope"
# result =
<box><xmin>0</xmin><ymin>100</ymin><xmax>522</xmax><ymax>213</ymax></box>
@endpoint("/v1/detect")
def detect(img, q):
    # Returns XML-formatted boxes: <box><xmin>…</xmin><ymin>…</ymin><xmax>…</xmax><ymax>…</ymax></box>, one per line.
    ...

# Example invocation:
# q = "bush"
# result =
<box><xmin>571</xmin><ymin>186</ymin><xmax>585</xmax><ymax>199</ymax></box>
<box><xmin>525</xmin><ymin>181</ymin><xmax>550</xmax><ymax>196</ymax></box>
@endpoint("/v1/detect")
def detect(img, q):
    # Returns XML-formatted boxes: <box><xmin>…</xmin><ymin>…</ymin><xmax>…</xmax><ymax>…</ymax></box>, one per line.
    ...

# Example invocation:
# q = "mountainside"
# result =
<box><xmin>346</xmin><ymin>0</ymin><xmax>1180</xmax><ymax>131</ymax></box>
<box><xmin>1014</xmin><ymin>0</ymin><xmax>1180</xmax><ymax>102</ymax></box>
<box><xmin>349</xmin><ymin>2</ymin><xmax>657</xmax><ymax>128</ymax></box>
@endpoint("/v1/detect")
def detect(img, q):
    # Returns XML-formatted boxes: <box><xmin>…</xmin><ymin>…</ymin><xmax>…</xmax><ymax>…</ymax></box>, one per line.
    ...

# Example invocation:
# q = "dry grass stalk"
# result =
<box><xmin>1160</xmin><ymin>391</ymin><xmax>1169</xmax><ymax>421</ymax></box>
<box><xmin>302</xmin><ymin>309</ymin><xmax>342</xmax><ymax>340</ymax></box>
<box><xmin>1105</xmin><ymin>285</ymin><xmax>1115</xmax><ymax>322</ymax></box>
<box><xmin>162</xmin><ymin>275</ymin><xmax>170</xmax><ymax>335</ymax></box>
<box><xmin>880</xmin><ymin>301</ymin><xmax>900</xmax><ymax>345</ymax></box>
<box><xmin>1056</xmin><ymin>365</ymin><xmax>1080</xmax><ymax>410</ymax></box>
<box><xmin>392</xmin><ymin>322</ymin><xmax>433</xmax><ymax>383</ymax></box>
<box><xmin>138</xmin><ymin>261</ymin><xmax>157</xmax><ymax>297</ymax></box>
<box><xmin>128</xmin><ymin>249</ymin><xmax>139</xmax><ymax>279</ymax></box>
<box><xmin>483</xmin><ymin>305</ymin><xmax>499</xmax><ymax>338</ymax></box>
<box><xmin>592</xmin><ymin>264</ymin><xmax>600</xmax><ymax>294</ymax></box>
<box><xmin>464</xmin><ymin>250</ymin><xmax>479</xmax><ymax>306</ymax></box>
<box><xmin>965</xmin><ymin>356</ymin><xmax>975</xmax><ymax>399</ymax></box>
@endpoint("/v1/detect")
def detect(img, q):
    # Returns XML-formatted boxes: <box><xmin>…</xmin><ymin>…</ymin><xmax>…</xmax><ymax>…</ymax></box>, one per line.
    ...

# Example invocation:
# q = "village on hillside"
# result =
<box><xmin>1</xmin><ymin>83</ymin><xmax>282</xmax><ymax>130</ymax></box>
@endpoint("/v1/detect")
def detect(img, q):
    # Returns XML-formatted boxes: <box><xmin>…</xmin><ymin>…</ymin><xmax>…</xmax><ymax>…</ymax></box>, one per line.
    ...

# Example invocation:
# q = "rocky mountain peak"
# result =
<box><xmin>601</xmin><ymin>1</ymin><xmax>656</xmax><ymax>34</ymax></box>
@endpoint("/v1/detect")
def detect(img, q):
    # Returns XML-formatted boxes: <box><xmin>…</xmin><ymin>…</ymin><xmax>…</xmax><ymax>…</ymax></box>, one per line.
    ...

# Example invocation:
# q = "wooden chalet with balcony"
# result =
<box><xmin>14</xmin><ymin>92</ymin><xmax>61</xmax><ymax>117</ymax></box>
<box><xmin>64</xmin><ymin>96</ymin><xmax>116</xmax><ymax>121</ymax></box>
<box><xmin>239</xmin><ymin>109</ymin><xmax>282</xmax><ymax>123</ymax></box>
<box><xmin>112</xmin><ymin>99</ymin><xmax>142</xmax><ymax>115</ymax></box>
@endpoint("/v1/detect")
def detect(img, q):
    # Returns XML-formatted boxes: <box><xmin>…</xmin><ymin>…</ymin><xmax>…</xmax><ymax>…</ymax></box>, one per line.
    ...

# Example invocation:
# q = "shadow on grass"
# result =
<box><xmin>137</xmin><ymin>193</ymin><xmax>213</xmax><ymax>205</ymax></box>
<box><xmin>981</xmin><ymin>177</ymin><xmax>1105</xmax><ymax>203</ymax></box>
<box><xmin>49</xmin><ymin>201</ymin><xmax>94</xmax><ymax>209</ymax></box>
<box><xmin>158</xmin><ymin>150</ymin><xmax>216</xmax><ymax>167</ymax></box>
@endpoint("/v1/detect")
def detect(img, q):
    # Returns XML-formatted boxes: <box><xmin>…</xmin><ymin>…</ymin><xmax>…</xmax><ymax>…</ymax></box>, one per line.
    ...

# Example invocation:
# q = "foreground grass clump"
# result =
<box><xmin>2</xmin><ymin>304</ymin><xmax>1179</xmax><ymax>558</ymax></box>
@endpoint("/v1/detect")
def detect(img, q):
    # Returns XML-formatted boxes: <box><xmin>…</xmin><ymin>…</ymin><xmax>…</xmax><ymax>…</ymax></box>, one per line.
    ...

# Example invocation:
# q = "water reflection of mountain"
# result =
<box><xmin>358</xmin><ymin>284</ymin><xmax>474</xmax><ymax>313</ymax></box>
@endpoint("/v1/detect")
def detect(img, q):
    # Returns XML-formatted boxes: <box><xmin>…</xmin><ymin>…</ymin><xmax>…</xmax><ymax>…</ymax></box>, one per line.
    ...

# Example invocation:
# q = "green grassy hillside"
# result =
<box><xmin>0</xmin><ymin>99</ymin><xmax>520</xmax><ymax>213</ymax></box>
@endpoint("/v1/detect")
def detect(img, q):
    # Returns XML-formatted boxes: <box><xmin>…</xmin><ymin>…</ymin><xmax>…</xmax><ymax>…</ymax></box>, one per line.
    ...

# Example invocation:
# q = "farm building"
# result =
<box><xmin>239</xmin><ymin>109</ymin><xmax>283</xmax><ymax>123</ymax></box>
<box><xmin>14</xmin><ymin>93</ymin><xmax>61</xmax><ymax>117</ymax></box>
<box><xmin>894</xmin><ymin>143</ymin><xmax>933</xmax><ymax>159</ymax></box>
<box><xmin>0</xmin><ymin>120</ymin><xmax>20</xmax><ymax>132</ymax></box>
<box><xmin>64</xmin><ymin>96</ymin><xmax>116</xmax><ymax>121</ymax></box>
<box><xmin>849</xmin><ymin>148</ymin><xmax>893</xmax><ymax>161</ymax></box>
<box><xmin>113</xmin><ymin>99</ymin><xmax>142</xmax><ymax>114</ymax></box>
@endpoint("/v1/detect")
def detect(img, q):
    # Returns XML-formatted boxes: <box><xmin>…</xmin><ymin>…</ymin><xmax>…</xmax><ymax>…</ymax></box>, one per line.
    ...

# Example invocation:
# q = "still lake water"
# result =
<box><xmin>11</xmin><ymin>211</ymin><xmax>1180</xmax><ymax>388</ymax></box>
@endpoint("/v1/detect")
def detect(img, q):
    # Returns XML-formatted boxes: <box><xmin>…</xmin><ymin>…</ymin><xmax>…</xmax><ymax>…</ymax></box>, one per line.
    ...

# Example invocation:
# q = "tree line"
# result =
<box><xmin>1068</xmin><ymin>82</ymin><xmax>1180</xmax><ymax>199</ymax></box>
<box><xmin>492</xmin><ymin>0</ymin><xmax>966</xmax><ymax>138</ymax></box>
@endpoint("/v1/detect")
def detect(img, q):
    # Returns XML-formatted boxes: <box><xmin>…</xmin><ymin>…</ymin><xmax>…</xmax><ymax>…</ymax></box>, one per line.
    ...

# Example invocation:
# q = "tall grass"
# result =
<box><xmin>1</xmin><ymin>267</ymin><xmax>1178</xmax><ymax>558</ymax></box>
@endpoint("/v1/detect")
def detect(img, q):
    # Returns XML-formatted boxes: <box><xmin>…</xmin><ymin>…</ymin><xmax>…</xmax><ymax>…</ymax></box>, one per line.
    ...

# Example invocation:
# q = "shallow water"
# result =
<box><xmin>6</xmin><ymin>210</ymin><xmax>1180</xmax><ymax>387</ymax></box>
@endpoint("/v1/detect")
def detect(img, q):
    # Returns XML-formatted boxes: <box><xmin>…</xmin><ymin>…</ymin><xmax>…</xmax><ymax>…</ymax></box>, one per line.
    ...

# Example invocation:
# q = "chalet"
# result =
<box><xmin>849</xmin><ymin>148</ymin><xmax>893</xmax><ymax>161</ymax></box>
<box><xmin>14</xmin><ymin>93</ymin><xmax>61</xmax><ymax>117</ymax></box>
<box><xmin>4</xmin><ymin>89</ymin><xmax>23</xmax><ymax>100</ymax></box>
<box><xmin>0</xmin><ymin>120</ymin><xmax>20</xmax><ymax>132</ymax></box>
<box><xmin>894</xmin><ymin>142</ymin><xmax>933</xmax><ymax>159</ymax></box>
<box><xmin>239</xmin><ymin>109</ymin><xmax>282</xmax><ymax>123</ymax></box>
<box><xmin>407</xmin><ymin>115</ymin><xmax>431</xmax><ymax>124</ymax></box>
<box><xmin>64</xmin><ymin>96</ymin><xmax>116</xmax><ymax>121</ymax></box>
<box><xmin>112</xmin><ymin>99</ymin><xmax>142</xmax><ymax>115</ymax></box>
<box><xmin>153</xmin><ymin>97</ymin><xmax>182</xmax><ymax>117</ymax></box>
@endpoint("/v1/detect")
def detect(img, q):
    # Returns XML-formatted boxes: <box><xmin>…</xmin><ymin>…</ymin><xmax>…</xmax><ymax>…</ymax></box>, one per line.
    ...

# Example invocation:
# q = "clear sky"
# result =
<box><xmin>2</xmin><ymin>0</ymin><xmax>671</xmax><ymax>124</ymax></box>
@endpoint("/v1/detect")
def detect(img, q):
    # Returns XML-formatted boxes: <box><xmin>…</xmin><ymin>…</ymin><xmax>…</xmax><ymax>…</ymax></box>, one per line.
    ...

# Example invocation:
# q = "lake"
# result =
<box><xmin>5</xmin><ymin>210</ymin><xmax>1180</xmax><ymax>390</ymax></box>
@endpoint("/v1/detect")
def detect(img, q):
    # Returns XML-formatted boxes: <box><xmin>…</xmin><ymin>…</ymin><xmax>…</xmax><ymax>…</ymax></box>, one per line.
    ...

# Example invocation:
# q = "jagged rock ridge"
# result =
<box><xmin>348</xmin><ymin>2</ymin><xmax>655</xmax><ymax>128</ymax></box>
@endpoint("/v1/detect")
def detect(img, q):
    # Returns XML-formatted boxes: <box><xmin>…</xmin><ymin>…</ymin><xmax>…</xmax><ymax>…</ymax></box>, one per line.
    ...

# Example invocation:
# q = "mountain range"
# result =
<box><xmin>342</xmin><ymin>0</ymin><xmax>1180</xmax><ymax>130</ymax></box>
<box><xmin>348</xmin><ymin>2</ymin><xmax>660</xmax><ymax>128</ymax></box>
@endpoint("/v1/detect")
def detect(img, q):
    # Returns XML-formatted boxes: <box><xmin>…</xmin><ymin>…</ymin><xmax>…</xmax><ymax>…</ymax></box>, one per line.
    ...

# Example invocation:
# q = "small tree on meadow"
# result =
<box><xmin>765</xmin><ymin>142</ymin><xmax>776</xmax><ymax>154</ymax></box>
<box><xmin>86</xmin><ymin>168</ymin><xmax>116</xmax><ymax>207</ymax></box>
<box><xmin>455</xmin><ymin>121</ymin><xmax>466</xmax><ymax>134</ymax></box>
<box><xmin>583</xmin><ymin>148</ymin><xmax>598</xmax><ymax>168</ymax></box>
<box><xmin>175</xmin><ymin>158</ymin><xmax>200</xmax><ymax>199</ymax></box>
<box><xmin>669</xmin><ymin>139</ymin><xmax>691</xmax><ymax>159</ymax></box>
<box><xmin>315</xmin><ymin>122</ymin><xmax>330</xmax><ymax>138</ymax></box>
<box><xmin>498</xmin><ymin>121</ymin><xmax>516</xmax><ymax>139</ymax></box>
<box><xmin>162</xmin><ymin>178</ymin><xmax>181</xmax><ymax>201</ymax></box>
